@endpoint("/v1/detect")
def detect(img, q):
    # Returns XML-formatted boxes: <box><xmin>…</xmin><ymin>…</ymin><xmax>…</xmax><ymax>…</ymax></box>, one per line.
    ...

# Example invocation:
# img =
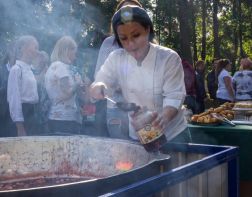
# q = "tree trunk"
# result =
<box><xmin>189</xmin><ymin>0</ymin><xmax>198</xmax><ymax>63</ymax></box>
<box><xmin>238</xmin><ymin>0</ymin><xmax>245</xmax><ymax>57</ymax></box>
<box><xmin>178</xmin><ymin>0</ymin><xmax>193</xmax><ymax>64</ymax></box>
<box><xmin>213</xmin><ymin>0</ymin><xmax>220</xmax><ymax>58</ymax></box>
<box><xmin>232</xmin><ymin>0</ymin><xmax>239</xmax><ymax>71</ymax></box>
<box><xmin>155</xmin><ymin>0</ymin><xmax>161</xmax><ymax>44</ymax></box>
<box><xmin>168</xmin><ymin>1</ymin><xmax>173</xmax><ymax>45</ymax></box>
<box><xmin>201</xmin><ymin>0</ymin><xmax>207</xmax><ymax>60</ymax></box>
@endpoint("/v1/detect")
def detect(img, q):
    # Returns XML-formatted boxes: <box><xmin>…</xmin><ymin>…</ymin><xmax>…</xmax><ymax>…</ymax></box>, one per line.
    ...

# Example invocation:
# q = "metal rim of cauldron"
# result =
<box><xmin>0</xmin><ymin>136</ymin><xmax>170</xmax><ymax>196</ymax></box>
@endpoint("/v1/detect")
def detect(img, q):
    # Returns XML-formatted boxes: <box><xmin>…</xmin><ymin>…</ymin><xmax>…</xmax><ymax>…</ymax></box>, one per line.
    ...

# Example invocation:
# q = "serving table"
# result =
<box><xmin>188</xmin><ymin>123</ymin><xmax>252</xmax><ymax>181</ymax></box>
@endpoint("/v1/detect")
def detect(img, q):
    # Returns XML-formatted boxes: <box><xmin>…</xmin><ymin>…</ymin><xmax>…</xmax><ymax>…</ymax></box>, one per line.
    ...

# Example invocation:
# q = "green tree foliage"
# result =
<box><xmin>0</xmin><ymin>0</ymin><xmax>251</xmax><ymax>71</ymax></box>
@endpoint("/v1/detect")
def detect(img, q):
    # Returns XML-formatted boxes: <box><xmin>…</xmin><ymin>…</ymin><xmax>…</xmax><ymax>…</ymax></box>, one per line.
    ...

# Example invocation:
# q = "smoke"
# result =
<box><xmin>1</xmin><ymin>1</ymin><xmax>80</xmax><ymax>36</ymax></box>
<box><xmin>0</xmin><ymin>0</ymin><xmax>106</xmax><ymax>56</ymax></box>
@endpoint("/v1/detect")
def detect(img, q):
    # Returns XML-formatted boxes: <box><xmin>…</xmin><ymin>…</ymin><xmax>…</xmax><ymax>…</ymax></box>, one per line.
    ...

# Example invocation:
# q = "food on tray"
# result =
<box><xmin>221</xmin><ymin>102</ymin><xmax>235</xmax><ymax>109</ymax></box>
<box><xmin>191</xmin><ymin>102</ymin><xmax>235</xmax><ymax>124</ymax></box>
<box><xmin>213</xmin><ymin>106</ymin><xmax>224</xmax><ymax>113</ymax></box>
<box><xmin>191</xmin><ymin>113</ymin><xmax>220</xmax><ymax>124</ymax></box>
<box><xmin>234</xmin><ymin>101</ymin><xmax>252</xmax><ymax>109</ymax></box>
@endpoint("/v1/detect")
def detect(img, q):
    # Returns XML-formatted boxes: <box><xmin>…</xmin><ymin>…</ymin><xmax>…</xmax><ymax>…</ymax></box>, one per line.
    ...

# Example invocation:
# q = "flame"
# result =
<box><xmin>115</xmin><ymin>161</ymin><xmax>133</xmax><ymax>171</ymax></box>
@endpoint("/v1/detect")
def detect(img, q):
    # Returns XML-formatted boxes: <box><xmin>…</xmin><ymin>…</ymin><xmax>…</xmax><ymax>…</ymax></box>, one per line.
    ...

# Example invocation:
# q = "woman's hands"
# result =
<box><xmin>151</xmin><ymin>106</ymin><xmax>178</xmax><ymax>131</ymax></box>
<box><xmin>130</xmin><ymin>106</ymin><xmax>178</xmax><ymax>132</ymax></box>
<box><xmin>130</xmin><ymin>110</ymin><xmax>158</xmax><ymax>131</ymax></box>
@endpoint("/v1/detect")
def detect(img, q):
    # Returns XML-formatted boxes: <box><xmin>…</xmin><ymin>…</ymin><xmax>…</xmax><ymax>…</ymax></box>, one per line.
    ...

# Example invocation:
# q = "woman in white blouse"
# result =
<box><xmin>90</xmin><ymin>6</ymin><xmax>187</xmax><ymax>142</ymax></box>
<box><xmin>216</xmin><ymin>59</ymin><xmax>235</xmax><ymax>104</ymax></box>
<box><xmin>7</xmin><ymin>35</ymin><xmax>39</xmax><ymax>136</ymax></box>
<box><xmin>45</xmin><ymin>36</ymin><xmax>83</xmax><ymax>135</ymax></box>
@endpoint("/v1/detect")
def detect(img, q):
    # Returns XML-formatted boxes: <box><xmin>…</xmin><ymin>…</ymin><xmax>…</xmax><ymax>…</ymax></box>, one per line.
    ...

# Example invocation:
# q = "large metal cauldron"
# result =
<box><xmin>0</xmin><ymin>136</ymin><xmax>170</xmax><ymax>197</ymax></box>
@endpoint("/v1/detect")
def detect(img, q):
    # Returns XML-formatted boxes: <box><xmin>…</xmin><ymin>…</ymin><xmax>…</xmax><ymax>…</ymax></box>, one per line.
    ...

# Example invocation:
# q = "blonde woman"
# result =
<box><xmin>45</xmin><ymin>36</ymin><xmax>83</xmax><ymax>135</ymax></box>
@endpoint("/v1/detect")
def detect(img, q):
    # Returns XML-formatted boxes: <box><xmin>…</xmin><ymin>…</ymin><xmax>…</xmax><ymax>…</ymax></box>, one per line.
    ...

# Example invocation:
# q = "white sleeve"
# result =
<box><xmin>95</xmin><ymin>40</ymin><xmax>109</xmax><ymax>77</ymax></box>
<box><xmin>162</xmin><ymin>52</ymin><xmax>186</xmax><ymax>109</ymax></box>
<box><xmin>56</xmin><ymin>65</ymin><xmax>69</xmax><ymax>79</ymax></box>
<box><xmin>95</xmin><ymin>37</ymin><xmax>115</xmax><ymax>77</ymax></box>
<box><xmin>222</xmin><ymin>70</ymin><xmax>230</xmax><ymax>78</ymax></box>
<box><xmin>95</xmin><ymin>52</ymin><xmax>118</xmax><ymax>88</ymax></box>
<box><xmin>7</xmin><ymin>66</ymin><xmax>24</xmax><ymax>122</ymax></box>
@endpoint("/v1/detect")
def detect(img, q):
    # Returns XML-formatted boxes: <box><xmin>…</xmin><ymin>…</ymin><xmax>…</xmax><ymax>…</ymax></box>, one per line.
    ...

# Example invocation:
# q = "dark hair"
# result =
<box><xmin>112</xmin><ymin>6</ymin><xmax>155</xmax><ymax>47</ymax></box>
<box><xmin>215</xmin><ymin>59</ymin><xmax>231</xmax><ymax>82</ymax></box>
<box><xmin>212</xmin><ymin>58</ymin><xmax>219</xmax><ymax>64</ymax></box>
<box><xmin>195</xmin><ymin>60</ymin><xmax>205</xmax><ymax>69</ymax></box>
<box><xmin>116</xmin><ymin>0</ymin><xmax>142</xmax><ymax>11</ymax></box>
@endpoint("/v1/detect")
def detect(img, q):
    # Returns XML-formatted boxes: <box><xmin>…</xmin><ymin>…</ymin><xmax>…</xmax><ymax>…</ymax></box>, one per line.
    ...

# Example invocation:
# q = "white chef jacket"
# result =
<box><xmin>95</xmin><ymin>43</ymin><xmax>187</xmax><ymax>140</ymax></box>
<box><xmin>7</xmin><ymin>60</ymin><xmax>39</xmax><ymax>122</ymax></box>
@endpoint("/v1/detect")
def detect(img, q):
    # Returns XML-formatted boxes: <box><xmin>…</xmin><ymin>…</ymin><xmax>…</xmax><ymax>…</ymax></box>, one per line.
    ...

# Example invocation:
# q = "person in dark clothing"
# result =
<box><xmin>32</xmin><ymin>51</ymin><xmax>50</xmax><ymax>135</ymax></box>
<box><xmin>182</xmin><ymin>59</ymin><xmax>197</xmax><ymax>114</ymax></box>
<box><xmin>0</xmin><ymin>41</ymin><xmax>17</xmax><ymax>137</ymax></box>
<box><xmin>207</xmin><ymin>59</ymin><xmax>218</xmax><ymax>99</ymax></box>
<box><xmin>195</xmin><ymin>60</ymin><xmax>207</xmax><ymax>113</ymax></box>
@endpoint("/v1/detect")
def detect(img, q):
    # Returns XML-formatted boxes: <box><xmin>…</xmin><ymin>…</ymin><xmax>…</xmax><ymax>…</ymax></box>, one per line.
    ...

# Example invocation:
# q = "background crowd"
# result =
<box><xmin>182</xmin><ymin>57</ymin><xmax>252</xmax><ymax>115</ymax></box>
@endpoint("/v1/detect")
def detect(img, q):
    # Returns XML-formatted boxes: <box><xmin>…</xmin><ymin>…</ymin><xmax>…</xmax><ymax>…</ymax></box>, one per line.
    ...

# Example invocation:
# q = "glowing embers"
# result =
<box><xmin>115</xmin><ymin>161</ymin><xmax>133</xmax><ymax>171</ymax></box>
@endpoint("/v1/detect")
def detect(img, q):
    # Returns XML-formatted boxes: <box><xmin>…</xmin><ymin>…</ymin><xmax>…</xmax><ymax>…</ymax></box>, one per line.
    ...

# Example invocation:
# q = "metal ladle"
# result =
<box><xmin>105</xmin><ymin>96</ymin><xmax>140</xmax><ymax>112</ymax></box>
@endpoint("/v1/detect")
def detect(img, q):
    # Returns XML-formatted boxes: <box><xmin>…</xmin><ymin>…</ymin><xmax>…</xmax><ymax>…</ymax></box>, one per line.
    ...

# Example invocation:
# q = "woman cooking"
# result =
<box><xmin>90</xmin><ymin>6</ymin><xmax>188</xmax><ymax>142</ymax></box>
